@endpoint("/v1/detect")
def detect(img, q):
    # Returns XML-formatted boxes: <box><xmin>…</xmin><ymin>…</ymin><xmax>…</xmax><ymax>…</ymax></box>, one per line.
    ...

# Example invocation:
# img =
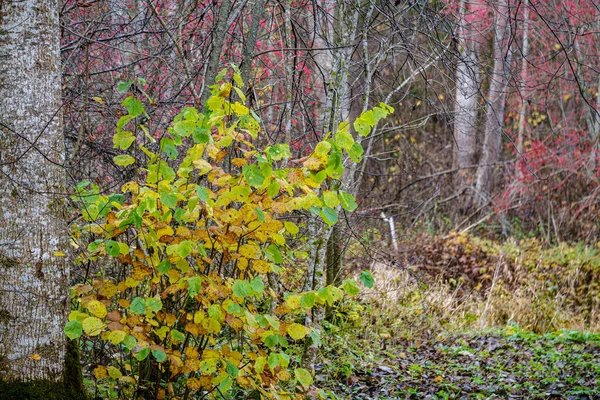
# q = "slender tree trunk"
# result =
<box><xmin>202</xmin><ymin>0</ymin><xmax>232</xmax><ymax>104</ymax></box>
<box><xmin>453</xmin><ymin>0</ymin><xmax>480</xmax><ymax>191</ymax></box>
<box><xmin>475</xmin><ymin>0</ymin><xmax>512</xmax><ymax>201</ymax></box>
<box><xmin>240</xmin><ymin>0</ymin><xmax>266</xmax><ymax>89</ymax></box>
<box><xmin>0</xmin><ymin>0</ymin><xmax>72</xmax><ymax>387</ymax></box>
<box><xmin>516</xmin><ymin>0</ymin><xmax>529</xmax><ymax>169</ymax></box>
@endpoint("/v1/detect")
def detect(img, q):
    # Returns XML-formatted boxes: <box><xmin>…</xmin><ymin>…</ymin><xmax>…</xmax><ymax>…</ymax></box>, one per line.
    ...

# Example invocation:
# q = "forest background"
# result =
<box><xmin>2</xmin><ymin>0</ymin><xmax>600</xmax><ymax>398</ymax></box>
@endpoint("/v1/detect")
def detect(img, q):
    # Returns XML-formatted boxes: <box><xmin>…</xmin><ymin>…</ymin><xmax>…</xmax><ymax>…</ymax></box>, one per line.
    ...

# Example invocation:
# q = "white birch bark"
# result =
<box><xmin>475</xmin><ymin>0</ymin><xmax>512</xmax><ymax>201</ymax></box>
<box><xmin>453</xmin><ymin>0</ymin><xmax>480</xmax><ymax>188</ymax></box>
<box><xmin>0</xmin><ymin>0</ymin><xmax>69</xmax><ymax>381</ymax></box>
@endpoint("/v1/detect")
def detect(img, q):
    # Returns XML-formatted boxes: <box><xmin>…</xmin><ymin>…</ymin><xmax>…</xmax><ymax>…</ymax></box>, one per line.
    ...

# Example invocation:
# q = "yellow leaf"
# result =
<box><xmin>285</xmin><ymin>294</ymin><xmax>301</xmax><ymax>310</ymax></box>
<box><xmin>122</xmin><ymin>181</ymin><xmax>139</xmax><ymax>193</ymax></box>
<box><xmin>53</xmin><ymin>251</ymin><xmax>66</xmax><ymax>257</ymax></box>
<box><xmin>108</xmin><ymin>366</ymin><xmax>123</xmax><ymax>379</ymax></box>
<box><xmin>99</xmin><ymin>282</ymin><xmax>118</xmax><ymax>298</ymax></box>
<box><xmin>94</xmin><ymin>366</ymin><xmax>108</xmax><ymax>379</ymax></box>
<box><xmin>108</xmin><ymin>330</ymin><xmax>127</xmax><ymax>344</ymax></box>
<box><xmin>87</xmin><ymin>300</ymin><xmax>107</xmax><ymax>318</ymax></box>
<box><xmin>239</xmin><ymin>244</ymin><xmax>260</xmax><ymax>259</ymax></box>
<box><xmin>252</xmin><ymin>260</ymin><xmax>271</xmax><ymax>274</ymax></box>
<box><xmin>193</xmin><ymin>159</ymin><xmax>212</xmax><ymax>175</ymax></box>
<box><xmin>284</xmin><ymin>221</ymin><xmax>299</xmax><ymax>235</ymax></box>
<box><xmin>29</xmin><ymin>354</ymin><xmax>41</xmax><ymax>360</ymax></box>
<box><xmin>92</xmin><ymin>97</ymin><xmax>104</xmax><ymax>104</ymax></box>
<box><xmin>287</xmin><ymin>323</ymin><xmax>308</xmax><ymax>340</ymax></box>
<box><xmin>82</xmin><ymin>316</ymin><xmax>105</xmax><ymax>336</ymax></box>
<box><xmin>201</xmin><ymin>349</ymin><xmax>220</xmax><ymax>360</ymax></box>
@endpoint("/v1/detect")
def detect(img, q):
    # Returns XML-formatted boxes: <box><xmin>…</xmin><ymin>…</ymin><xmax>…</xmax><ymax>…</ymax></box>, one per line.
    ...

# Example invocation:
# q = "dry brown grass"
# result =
<box><xmin>352</xmin><ymin>258</ymin><xmax>599</xmax><ymax>338</ymax></box>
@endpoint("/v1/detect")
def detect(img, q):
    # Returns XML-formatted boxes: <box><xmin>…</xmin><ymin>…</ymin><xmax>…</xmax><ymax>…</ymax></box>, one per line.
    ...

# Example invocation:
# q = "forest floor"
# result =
<box><xmin>321</xmin><ymin>328</ymin><xmax>600</xmax><ymax>399</ymax></box>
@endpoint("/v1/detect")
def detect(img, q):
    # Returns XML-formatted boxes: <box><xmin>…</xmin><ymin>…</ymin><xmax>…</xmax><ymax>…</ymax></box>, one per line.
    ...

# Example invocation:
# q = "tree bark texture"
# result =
<box><xmin>453</xmin><ymin>0</ymin><xmax>480</xmax><ymax>189</ymax></box>
<box><xmin>0</xmin><ymin>0</ymin><xmax>70</xmax><ymax>382</ymax></box>
<box><xmin>201</xmin><ymin>0</ymin><xmax>232</xmax><ymax>104</ymax></box>
<box><xmin>475</xmin><ymin>0</ymin><xmax>512</xmax><ymax>201</ymax></box>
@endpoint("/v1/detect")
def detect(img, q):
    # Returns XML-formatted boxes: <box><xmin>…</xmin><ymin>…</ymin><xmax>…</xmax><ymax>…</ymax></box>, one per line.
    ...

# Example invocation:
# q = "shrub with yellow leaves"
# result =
<box><xmin>66</xmin><ymin>68</ymin><xmax>391</xmax><ymax>398</ymax></box>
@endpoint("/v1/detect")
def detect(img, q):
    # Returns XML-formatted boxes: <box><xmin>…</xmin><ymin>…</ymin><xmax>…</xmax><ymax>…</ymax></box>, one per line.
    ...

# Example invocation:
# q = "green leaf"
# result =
<box><xmin>335</xmin><ymin>122</ymin><xmax>354</xmax><ymax>150</ymax></box>
<box><xmin>160</xmin><ymin>192</ymin><xmax>178</xmax><ymax>208</ymax></box>
<box><xmin>226</xmin><ymin>361</ymin><xmax>239</xmax><ymax>378</ymax></box>
<box><xmin>317</xmin><ymin>287</ymin><xmax>334</xmax><ymax>306</ymax></box>
<box><xmin>114</xmin><ymin>155</ymin><xmax>135</xmax><ymax>167</ymax></box>
<box><xmin>242</xmin><ymin>165</ymin><xmax>265</xmax><ymax>187</ymax></box>
<box><xmin>300</xmin><ymin>292</ymin><xmax>316</xmax><ymax>308</ymax></box>
<box><xmin>359</xmin><ymin>270</ymin><xmax>375</xmax><ymax>288</ymax></box>
<box><xmin>105</xmin><ymin>240</ymin><xmax>121</xmax><ymax>257</ymax></box>
<box><xmin>122</xmin><ymin>335</ymin><xmax>136</xmax><ymax>351</ymax></box>
<box><xmin>117</xmin><ymin>81</ymin><xmax>133</xmax><ymax>93</ymax></box>
<box><xmin>193</xmin><ymin>127</ymin><xmax>211</xmax><ymax>143</ymax></box>
<box><xmin>64</xmin><ymin>320</ymin><xmax>82</xmax><ymax>340</ymax></box>
<box><xmin>264</xmin><ymin>244</ymin><xmax>283</xmax><ymax>263</ymax></box>
<box><xmin>263</xmin><ymin>334</ymin><xmax>279</xmax><ymax>348</ymax></box>
<box><xmin>320</xmin><ymin>207</ymin><xmax>338</xmax><ymax>226</ymax></box>
<box><xmin>232</xmin><ymin>279</ymin><xmax>252</xmax><ymax>298</ymax></box>
<box><xmin>152</xmin><ymin>349</ymin><xmax>167</xmax><ymax>363</ymax></box>
<box><xmin>173</xmin><ymin>120</ymin><xmax>195</xmax><ymax>137</ymax></box>
<box><xmin>341</xmin><ymin>279</ymin><xmax>360</xmax><ymax>296</ymax></box>
<box><xmin>294</xmin><ymin>368</ymin><xmax>313</xmax><ymax>388</ymax></box>
<box><xmin>188</xmin><ymin>276</ymin><xmax>201</xmax><ymax>297</ymax></box>
<box><xmin>339</xmin><ymin>191</ymin><xmax>358</xmax><ymax>212</ymax></box>
<box><xmin>130</xmin><ymin>297</ymin><xmax>146</xmax><ymax>315</ymax></box>
<box><xmin>219</xmin><ymin>376</ymin><xmax>233</xmax><ymax>392</ymax></box>
<box><xmin>348</xmin><ymin>142</ymin><xmax>364</xmax><ymax>163</ymax></box>
<box><xmin>157</xmin><ymin>260</ymin><xmax>172</xmax><ymax>274</ymax></box>
<box><xmin>251</xmin><ymin>276</ymin><xmax>264</xmax><ymax>294</ymax></box>
<box><xmin>113</xmin><ymin>131</ymin><xmax>136</xmax><ymax>150</ymax></box>
<box><xmin>176</xmin><ymin>240</ymin><xmax>194</xmax><ymax>258</ymax></box>
<box><xmin>255</xmin><ymin>207</ymin><xmax>265</xmax><ymax>222</ymax></box>
<box><xmin>208</xmin><ymin>304</ymin><xmax>224</xmax><ymax>322</ymax></box>
<box><xmin>266</xmin><ymin>144</ymin><xmax>291</xmax><ymax>160</ymax></box>
<box><xmin>135</xmin><ymin>347</ymin><xmax>150</xmax><ymax>361</ymax></box>
<box><xmin>264</xmin><ymin>315</ymin><xmax>280</xmax><ymax>330</ymax></box>
<box><xmin>158</xmin><ymin>162</ymin><xmax>176</xmax><ymax>182</ymax></box>
<box><xmin>146</xmin><ymin>297</ymin><xmax>163</xmax><ymax>312</ymax></box>
<box><xmin>267</xmin><ymin>180</ymin><xmax>280</xmax><ymax>198</ymax></box>
<box><xmin>160</xmin><ymin>137</ymin><xmax>178</xmax><ymax>159</ymax></box>
<box><xmin>116</xmin><ymin>115</ymin><xmax>135</xmax><ymax>132</ymax></box>
<box><xmin>171</xmin><ymin>329</ymin><xmax>185</xmax><ymax>343</ymax></box>
<box><xmin>322</xmin><ymin>191</ymin><xmax>340</xmax><ymax>208</ymax></box>
<box><xmin>122</xmin><ymin>96</ymin><xmax>144</xmax><ymax>117</ymax></box>
<box><xmin>215</xmin><ymin>67</ymin><xmax>228</xmax><ymax>83</ymax></box>
<box><xmin>196</xmin><ymin>186</ymin><xmax>210</xmax><ymax>202</ymax></box>
<box><xmin>309</xmin><ymin>330</ymin><xmax>321</xmax><ymax>346</ymax></box>
<box><xmin>279</xmin><ymin>352</ymin><xmax>290</xmax><ymax>368</ymax></box>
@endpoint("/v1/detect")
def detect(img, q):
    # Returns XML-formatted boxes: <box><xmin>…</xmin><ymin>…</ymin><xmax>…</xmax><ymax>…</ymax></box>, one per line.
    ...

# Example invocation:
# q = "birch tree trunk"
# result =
<box><xmin>0</xmin><ymin>0</ymin><xmax>75</xmax><ymax>390</ymax></box>
<box><xmin>475</xmin><ymin>0</ymin><xmax>512</xmax><ymax>201</ymax></box>
<box><xmin>453</xmin><ymin>0</ymin><xmax>480</xmax><ymax>190</ymax></box>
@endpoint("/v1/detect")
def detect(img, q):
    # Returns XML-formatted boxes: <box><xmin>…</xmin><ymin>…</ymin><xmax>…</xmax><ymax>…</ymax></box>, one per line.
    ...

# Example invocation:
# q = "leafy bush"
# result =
<box><xmin>66</xmin><ymin>69</ymin><xmax>391</xmax><ymax>398</ymax></box>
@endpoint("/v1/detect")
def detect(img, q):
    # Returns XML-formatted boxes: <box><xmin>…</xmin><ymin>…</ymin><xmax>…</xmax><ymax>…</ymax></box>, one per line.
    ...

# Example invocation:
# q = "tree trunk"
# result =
<box><xmin>516</xmin><ymin>0</ymin><xmax>529</xmax><ymax>178</ymax></box>
<box><xmin>0</xmin><ymin>0</ymin><xmax>78</xmax><ymax>394</ymax></box>
<box><xmin>453</xmin><ymin>0</ymin><xmax>480</xmax><ymax>191</ymax></box>
<box><xmin>475</xmin><ymin>0</ymin><xmax>512</xmax><ymax>201</ymax></box>
<box><xmin>201</xmin><ymin>0</ymin><xmax>232</xmax><ymax>104</ymax></box>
